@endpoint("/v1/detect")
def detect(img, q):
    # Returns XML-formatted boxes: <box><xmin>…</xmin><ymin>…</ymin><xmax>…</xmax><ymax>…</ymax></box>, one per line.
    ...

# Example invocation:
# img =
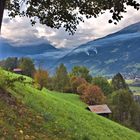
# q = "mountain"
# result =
<box><xmin>1</xmin><ymin>22</ymin><xmax>140</xmax><ymax>75</ymax></box>
<box><xmin>1</xmin><ymin>69</ymin><xmax>140</xmax><ymax>140</ymax></box>
<box><xmin>0</xmin><ymin>37</ymin><xmax>69</xmax><ymax>69</ymax></box>
<box><xmin>54</xmin><ymin>22</ymin><xmax>140</xmax><ymax>76</ymax></box>
<box><xmin>0</xmin><ymin>37</ymin><xmax>58</xmax><ymax>57</ymax></box>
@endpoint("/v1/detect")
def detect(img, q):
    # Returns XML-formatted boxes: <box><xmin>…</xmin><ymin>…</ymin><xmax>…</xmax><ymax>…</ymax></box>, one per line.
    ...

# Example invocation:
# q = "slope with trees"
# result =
<box><xmin>108</xmin><ymin>73</ymin><xmax>140</xmax><ymax>131</ymax></box>
<box><xmin>0</xmin><ymin>68</ymin><xmax>140</xmax><ymax>140</ymax></box>
<box><xmin>0</xmin><ymin>57</ymin><xmax>36</xmax><ymax>77</ymax></box>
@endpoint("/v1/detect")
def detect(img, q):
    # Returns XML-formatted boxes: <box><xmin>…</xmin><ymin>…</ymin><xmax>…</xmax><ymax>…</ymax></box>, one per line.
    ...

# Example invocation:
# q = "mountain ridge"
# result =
<box><xmin>1</xmin><ymin>22</ymin><xmax>140</xmax><ymax>75</ymax></box>
<box><xmin>53</xmin><ymin>22</ymin><xmax>140</xmax><ymax>75</ymax></box>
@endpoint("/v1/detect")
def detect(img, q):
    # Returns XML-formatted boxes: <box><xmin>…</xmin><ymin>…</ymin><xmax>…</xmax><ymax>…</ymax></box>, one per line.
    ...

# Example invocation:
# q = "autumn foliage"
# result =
<box><xmin>70</xmin><ymin>76</ymin><xmax>88</xmax><ymax>94</ymax></box>
<box><xmin>81</xmin><ymin>85</ymin><xmax>106</xmax><ymax>105</ymax></box>
<box><xmin>34</xmin><ymin>69</ymin><xmax>49</xmax><ymax>90</ymax></box>
<box><xmin>77</xmin><ymin>83</ymin><xmax>88</xmax><ymax>95</ymax></box>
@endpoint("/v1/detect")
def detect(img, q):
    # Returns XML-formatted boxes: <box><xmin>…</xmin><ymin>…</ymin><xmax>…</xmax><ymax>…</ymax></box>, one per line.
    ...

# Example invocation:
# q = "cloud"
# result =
<box><xmin>1</xmin><ymin>2</ymin><xmax>140</xmax><ymax>48</ymax></box>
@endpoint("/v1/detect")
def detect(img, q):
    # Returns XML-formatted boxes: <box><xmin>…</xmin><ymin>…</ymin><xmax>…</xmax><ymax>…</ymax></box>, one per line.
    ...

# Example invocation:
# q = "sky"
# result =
<box><xmin>1</xmin><ymin>1</ymin><xmax>140</xmax><ymax>48</ymax></box>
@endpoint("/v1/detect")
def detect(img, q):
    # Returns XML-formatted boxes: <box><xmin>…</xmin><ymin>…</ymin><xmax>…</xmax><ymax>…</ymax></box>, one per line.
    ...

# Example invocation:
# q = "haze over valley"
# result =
<box><xmin>1</xmin><ymin>22</ymin><xmax>140</xmax><ymax>76</ymax></box>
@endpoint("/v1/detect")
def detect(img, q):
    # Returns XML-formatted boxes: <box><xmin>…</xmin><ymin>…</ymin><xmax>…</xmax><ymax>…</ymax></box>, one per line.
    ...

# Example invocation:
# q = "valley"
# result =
<box><xmin>1</xmin><ymin>1</ymin><xmax>140</xmax><ymax>139</ymax></box>
<box><xmin>1</xmin><ymin>22</ymin><xmax>140</xmax><ymax>76</ymax></box>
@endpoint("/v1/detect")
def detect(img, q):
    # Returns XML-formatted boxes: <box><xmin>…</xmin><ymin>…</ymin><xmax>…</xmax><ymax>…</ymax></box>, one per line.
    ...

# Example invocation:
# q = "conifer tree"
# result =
<box><xmin>111</xmin><ymin>73</ymin><xmax>129</xmax><ymax>91</ymax></box>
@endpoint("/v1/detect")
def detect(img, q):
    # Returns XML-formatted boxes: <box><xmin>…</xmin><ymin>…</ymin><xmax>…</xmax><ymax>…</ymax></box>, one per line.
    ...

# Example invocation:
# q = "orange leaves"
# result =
<box><xmin>81</xmin><ymin>85</ymin><xmax>106</xmax><ymax>105</ymax></box>
<box><xmin>70</xmin><ymin>76</ymin><xmax>88</xmax><ymax>93</ymax></box>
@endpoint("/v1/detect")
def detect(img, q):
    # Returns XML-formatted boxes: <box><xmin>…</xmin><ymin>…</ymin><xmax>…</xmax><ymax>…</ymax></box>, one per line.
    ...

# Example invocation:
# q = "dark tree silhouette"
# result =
<box><xmin>111</xmin><ymin>73</ymin><xmax>129</xmax><ymax>91</ymax></box>
<box><xmin>0</xmin><ymin>0</ymin><xmax>5</xmax><ymax>33</ymax></box>
<box><xmin>0</xmin><ymin>0</ymin><xmax>140</xmax><ymax>34</ymax></box>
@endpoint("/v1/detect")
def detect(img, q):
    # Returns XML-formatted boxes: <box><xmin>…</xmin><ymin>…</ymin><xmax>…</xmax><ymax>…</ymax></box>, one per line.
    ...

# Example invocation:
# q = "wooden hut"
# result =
<box><xmin>13</xmin><ymin>68</ymin><xmax>23</xmax><ymax>74</ymax></box>
<box><xmin>87</xmin><ymin>104</ymin><xmax>112</xmax><ymax>117</ymax></box>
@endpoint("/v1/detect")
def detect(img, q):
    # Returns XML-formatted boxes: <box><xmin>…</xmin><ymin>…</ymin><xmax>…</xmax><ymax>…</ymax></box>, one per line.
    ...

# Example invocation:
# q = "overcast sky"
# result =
<box><xmin>1</xmin><ymin>1</ymin><xmax>140</xmax><ymax>48</ymax></box>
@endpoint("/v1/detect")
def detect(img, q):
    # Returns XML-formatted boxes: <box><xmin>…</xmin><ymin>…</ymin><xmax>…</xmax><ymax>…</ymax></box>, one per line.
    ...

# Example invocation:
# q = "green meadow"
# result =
<box><xmin>0</xmin><ymin>69</ymin><xmax>140</xmax><ymax>140</ymax></box>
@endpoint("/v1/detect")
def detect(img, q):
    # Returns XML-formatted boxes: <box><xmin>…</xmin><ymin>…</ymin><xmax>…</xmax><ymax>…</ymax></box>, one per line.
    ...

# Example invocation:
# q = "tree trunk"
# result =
<box><xmin>0</xmin><ymin>0</ymin><xmax>5</xmax><ymax>34</ymax></box>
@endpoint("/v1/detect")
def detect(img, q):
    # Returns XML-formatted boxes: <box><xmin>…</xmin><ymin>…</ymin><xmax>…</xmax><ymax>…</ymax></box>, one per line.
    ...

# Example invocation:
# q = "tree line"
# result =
<box><xmin>0</xmin><ymin>57</ymin><xmax>36</xmax><ymax>77</ymax></box>
<box><xmin>0</xmin><ymin>57</ymin><xmax>140</xmax><ymax>132</ymax></box>
<box><xmin>33</xmin><ymin>63</ymin><xmax>140</xmax><ymax>132</ymax></box>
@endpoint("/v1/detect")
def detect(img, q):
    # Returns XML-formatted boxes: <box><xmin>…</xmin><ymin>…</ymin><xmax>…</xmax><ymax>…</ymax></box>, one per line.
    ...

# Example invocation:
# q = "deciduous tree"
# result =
<box><xmin>1</xmin><ymin>57</ymin><xmax>18</xmax><ymax>71</ymax></box>
<box><xmin>34</xmin><ymin>69</ymin><xmax>49</xmax><ymax>90</ymax></box>
<box><xmin>70</xmin><ymin>66</ymin><xmax>92</xmax><ymax>82</ymax></box>
<box><xmin>77</xmin><ymin>83</ymin><xmax>88</xmax><ymax>95</ymax></box>
<box><xmin>130</xmin><ymin>102</ymin><xmax>140</xmax><ymax>131</ymax></box>
<box><xmin>111</xmin><ymin>89</ymin><xmax>133</xmax><ymax>122</ymax></box>
<box><xmin>1</xmin><ymin>0</ymin><xmax>139</xmax><ymax>34</ymax></box>
<box><xmin>19</xmin><ymin>57</ymin><xmax>35</xmax><ymax>77</ymax></box>
<box><xmin>54</xmin><ymin>64</ymin><xmax>70</xmax><ymax>92</ymax></box>
<box><xmin>92</xmin><ymin>76</ymin><xmax>113</xmax><ymax>96</ymax></box>
<box><xmin>81</xmin><ymin>85</ymin><xmax>106</xmax><ymax>105</ymax></box>
<box><xmin>70</xmin><ymin>76</ymin><xmax>88</xmax><ymax>93</ymax></box>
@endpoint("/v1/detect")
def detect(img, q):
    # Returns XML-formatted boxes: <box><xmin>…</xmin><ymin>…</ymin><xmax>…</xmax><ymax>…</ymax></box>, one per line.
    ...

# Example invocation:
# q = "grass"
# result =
<box><xmin>126</xmin><ymin>79</ymin><xmax>134</xmax><ymax>85</ymax></box>
<box><xmin>1</xmin><ymin>69</ymin><xmax>140</xmax><ymax>140</ymax></box>
<box><xmin>130</xmin><ymin>86</ymin><xmax>140</xmax><ymax>95</ymax></box>
<box><xmin>0</xmin><ymin>67</ymin><xmax>33</xmax><ymax>83</ymax></box>
<box><xmin>108</xmin><ymin>79</ymin><xmax>134</xmax><ymax>84</ymax></box>
<box><xmin>43</xmin><ymin>89</ymin><xmax>87</xmax><ymax>108</ymax></box>
<box><xmin>0</xmin><ymin>88</ymin><xmax>50</xmax><ymax>140</ymax></box>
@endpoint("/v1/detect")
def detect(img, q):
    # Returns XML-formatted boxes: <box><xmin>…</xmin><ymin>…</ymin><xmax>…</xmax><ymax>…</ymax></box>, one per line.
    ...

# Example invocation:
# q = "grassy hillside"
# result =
<box><xmin>0</xmin><ymin>88</ymin><xmax>51</xmax><ymax>140</ymax></box>
<box><xmin>0</xmin><ymin>69</ymin><xmax>140</xmax><ymax>140</ymax></box>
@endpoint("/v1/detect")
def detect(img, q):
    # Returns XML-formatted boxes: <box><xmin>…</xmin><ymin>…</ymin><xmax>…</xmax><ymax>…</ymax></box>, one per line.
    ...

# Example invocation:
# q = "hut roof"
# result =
<box><xmin>87</xmin><ymin>104</ymin><xmax>111</xmax><ymax>114</ymax></box>
<box><xmin>13</xmin><ymin>68</ymin><xmax>22</xmax><ymax>72</ymax></box>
